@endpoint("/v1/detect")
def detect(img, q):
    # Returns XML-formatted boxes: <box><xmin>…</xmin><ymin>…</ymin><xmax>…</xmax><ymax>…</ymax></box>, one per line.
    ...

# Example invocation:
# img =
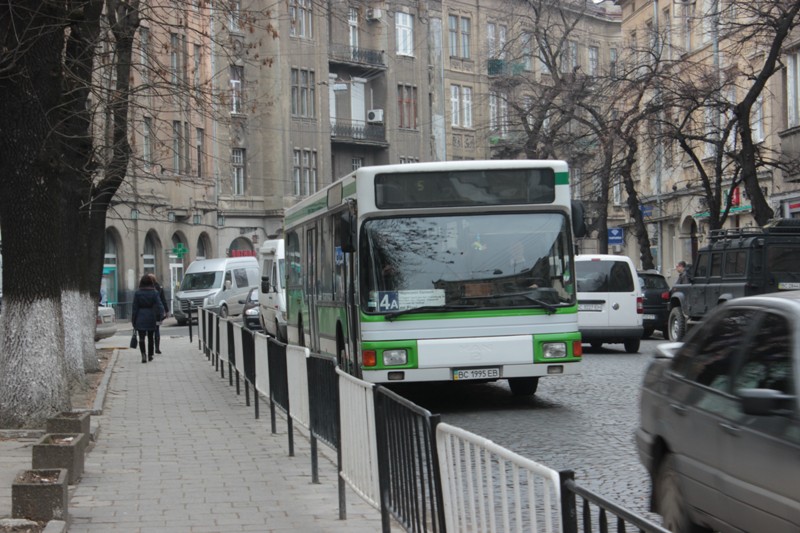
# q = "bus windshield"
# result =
<box><xmin>360</xmin><ymin>212</ymin><xmax>574</xmax><ymax>313</ymax></box>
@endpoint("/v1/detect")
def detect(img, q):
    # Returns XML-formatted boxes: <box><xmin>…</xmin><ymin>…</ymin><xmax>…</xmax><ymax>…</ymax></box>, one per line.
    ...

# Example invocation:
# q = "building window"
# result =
<box><xmin>788</xmin><ymin>50</ymin><xmax>800</xmax><ymax>128</ymax></box>
<box><xmin>562</xmin><ymin>40</ymin><xmax>578</xmax><ymax>73</ymax></box>
<box><xmin>753</xmin><ymin>93</ymin><xmax>764</xmax><ymax>143</ymax></box>
<box><xmin>230</xmin><ymin>0</ymin><xmax>241</xmax><ymax>32</ymax></box>
<box><xmin>397</xmin><ymin>84</ymin><xmax>418</xmax><ymax>129</ymax></box>
<box><xmin>489</xmin><ymin>91</ymin><xmax>508</xmax><ymax>137</ymax></box>
<box><xmin>291</xmin><ymin>67</ymin><xmax>316</xmax><ymax>117</ymax></box>
<box><xmin>143</xmin><ymin>117</ymin><xmax>153</xmax><ymax>168</ymax></box>
<box><xmin>232</xmin><ymin>148</ymin><xmax>245</xmax><ymax>195</ymax></box>
<box><xmin>170</xmin><ymin>33</ymin><xmax>179</xmax><ymax>85</ymax></box>
<box><xmin>290</xmin><ymin>0</ymin><xmax>313</xmax><ymax>39</ymax></box>
<box><xmin>448</xmin><ymin>15</ymin><xmax>471</xmax><ymax>59</ymax></box>
<box><xmin>396</xmin><ymin>12</ymin><xmax>414</xmax><ymax>56</ymax></box>
<box><xmin>522</xmin><ymin>31</ymin><xmax>532</xmax><ymax>71</ymax></box>
<box><xmin>230</xmin><ymin>65</ymin><xmax>243</xmax><ymax>113</ymax></box>
<box><xmin>292</xmin><ymin>148</ymin><xmax>317</xmax><ymax>196</ymax></box>
<box><xmin>450</xmin><ymin>85</ymin><xmax>472</xmax><ymax>128</ymax></box>
<box><xmin>498</xmin><ymin>25</ymin><xmax>507</xmax><ymax>59</ymax></box>
<box><xmin>450</xmin><ymin>85</ymin><xmax>460</xmax><ymax>126</ymax></box>
<box><xmin>609</xmin><ymin>48</ymin><xmax>617</xmax><ymax>77</ymax></box>
<box><xmin>588</xmin><ymin>46</ymin><xmax>599</xmax><ymax>77</ymax></box>
<box><xmin>349</xmin><ymin>8</ymin><xmax>359</xmax><ymax>49</ymax></box>
<box><xmin>487</xmin><ymin>23</ymin><xmax>496</xmax><ymax>59</ymax></box>
<box><xmin>193</xmin><ymin>44</ymin><xmax>201</xmax><ymax>97</ymax></box>
<box><xmin>184</xmin><ymin>122</ymin><xmax>191</xmax><ymax>174</ymax></box>
<box><xmin>352</xmin><ymin>157</ymin><xmax>363</xmax><ymax>171</ymax></box>
<box><xmin>196</xmin><ymin>128</ymin><xmax>204</xmax><ymax>177</ymax></box>
<box><xmin>140</xmin><ymin>27</ymin><xmax>150</xmax><ymax>85</ymax></box>
<box><xmin>172</xmin><ymin>121</ymin><xmax>181</xmax><ymax>172</ymax></box>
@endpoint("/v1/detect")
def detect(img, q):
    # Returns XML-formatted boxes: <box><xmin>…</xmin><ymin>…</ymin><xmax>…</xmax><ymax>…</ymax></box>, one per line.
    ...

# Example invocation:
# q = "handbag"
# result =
<box><xmin>130</xmin><ymin>331</ymin><xmax>138</xmax><ymax>349</ymax></box>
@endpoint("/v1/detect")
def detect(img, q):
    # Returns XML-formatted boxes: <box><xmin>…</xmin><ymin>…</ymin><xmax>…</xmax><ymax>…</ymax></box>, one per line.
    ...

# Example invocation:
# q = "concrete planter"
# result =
<box><xmin>46</xmin><ymin>411</ymin><xmax>91</xmax><ymax>437</ymax></box>
<box><xmin>11</xmin><ymin>468</ymin><xmax>68</xmax><ymax>521</ymax></box>
<box><xmin>32</xmin><ymin>433</ymin><xmax>87</xmax><ymax>484</ymax></box>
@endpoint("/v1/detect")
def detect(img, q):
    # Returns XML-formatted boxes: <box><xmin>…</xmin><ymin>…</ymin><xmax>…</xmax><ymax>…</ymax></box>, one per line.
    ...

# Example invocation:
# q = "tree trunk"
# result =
<box><xmin>0</xmin><ymin>0</ymin><xmax>71</xmax><ymax>428</ymax></box>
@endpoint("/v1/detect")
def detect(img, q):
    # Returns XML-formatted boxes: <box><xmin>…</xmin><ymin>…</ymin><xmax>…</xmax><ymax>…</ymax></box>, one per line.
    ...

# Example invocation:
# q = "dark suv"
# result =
<box><xmin>667</xmin><ymin>219</ymin><xmax>800</xmax><ymax>341</ymax></box>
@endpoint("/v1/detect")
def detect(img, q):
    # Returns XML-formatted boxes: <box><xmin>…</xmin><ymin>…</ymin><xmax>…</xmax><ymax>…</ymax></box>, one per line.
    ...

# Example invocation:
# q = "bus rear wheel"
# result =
<box><xmin>508</xmin><ymin>377</ymin><xmax>539</xmax><ymax>396</ymax></box>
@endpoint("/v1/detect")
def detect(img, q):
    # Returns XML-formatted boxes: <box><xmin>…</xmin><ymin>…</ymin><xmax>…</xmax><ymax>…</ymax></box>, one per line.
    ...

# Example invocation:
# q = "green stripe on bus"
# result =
<box><xmin>555</xmin><ymin>171</ymin><xmax>569</xmax><ymax>185</ymax></box>
<box><xmin>285</xmin><ymin>197</ymin><xmax>329</xmax><ymax>226</ymax></box>
<box><xmin>360</xmin><ymin>305</ymin><xmax>578</xmax><ymax>322</ymax></box>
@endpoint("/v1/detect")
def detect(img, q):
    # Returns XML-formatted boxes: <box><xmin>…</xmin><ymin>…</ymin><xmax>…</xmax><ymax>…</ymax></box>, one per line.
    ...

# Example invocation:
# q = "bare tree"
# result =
<box><xmin>0</xmin><ymin>0</ymin><xmax>275</xmax><ymax>427</ymax></box>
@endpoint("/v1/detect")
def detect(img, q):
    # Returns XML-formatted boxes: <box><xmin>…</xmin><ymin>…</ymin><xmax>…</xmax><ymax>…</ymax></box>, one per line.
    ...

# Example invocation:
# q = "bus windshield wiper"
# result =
<box><xmin>523</xmin><ymin>295</ymin><xmax>559</xmax><ymax>315</ymax></box>
<box><xmin>384</xmin><ymin>304</ymin><xmax>476</xmax><ymax>321</ymax></box>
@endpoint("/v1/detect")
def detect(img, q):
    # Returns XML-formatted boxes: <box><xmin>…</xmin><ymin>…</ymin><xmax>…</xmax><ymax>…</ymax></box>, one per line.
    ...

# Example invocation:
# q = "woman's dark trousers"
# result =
<box><xmin>138</xmin><ymin>330</ymin><xmax>155</xmax><ymax>362</ymax></box>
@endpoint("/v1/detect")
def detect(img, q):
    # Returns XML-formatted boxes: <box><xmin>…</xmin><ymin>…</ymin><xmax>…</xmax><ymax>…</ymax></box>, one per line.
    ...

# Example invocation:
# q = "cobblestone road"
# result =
<box><xmin>394</xmin><ymin>337</ymin><xmax>667</xmax><ymax>524</ymax></box>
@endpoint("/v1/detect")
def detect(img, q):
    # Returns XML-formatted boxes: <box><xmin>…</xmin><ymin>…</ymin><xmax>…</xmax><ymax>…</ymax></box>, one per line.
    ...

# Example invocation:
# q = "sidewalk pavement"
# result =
<box><xmin>2</xmin><ymin>333</ymin><xmax>386</xmax><ymax>532</ymax></box>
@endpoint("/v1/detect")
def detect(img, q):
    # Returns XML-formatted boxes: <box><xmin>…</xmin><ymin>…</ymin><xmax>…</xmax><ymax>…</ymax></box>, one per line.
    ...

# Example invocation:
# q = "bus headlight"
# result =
<box><xmin>542</xmin><ymin>342</ymin><xmax>567</xmax><ymax>359</ymax></box>
<box><xmin>383</xmin><ymin>349</ymin><xmax>407</xmax><ymax>366</ymax></box>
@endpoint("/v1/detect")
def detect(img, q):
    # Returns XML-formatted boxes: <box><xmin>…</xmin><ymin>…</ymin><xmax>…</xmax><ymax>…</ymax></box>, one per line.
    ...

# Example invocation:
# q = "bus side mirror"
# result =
<box><xmin>571</xmin><ymin>200</ymin><xmax>587</xmax><ymax>238</ymax></box>
<box><xmin>261</xmin><ymin>276</ymin><xmax>270</xmax><ymax>293</ymax></box>
<box><xmin>339</xmin><ymin>210</ymin><xmax>356</xmax><ymax>253</ymax></box>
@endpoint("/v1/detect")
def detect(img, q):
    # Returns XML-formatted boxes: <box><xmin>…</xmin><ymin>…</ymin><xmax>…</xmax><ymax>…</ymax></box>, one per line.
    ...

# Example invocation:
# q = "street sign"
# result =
<box><xmin>608</xmin><ymin>227</ymin><xmax>624</xmax><ymax>246</ymax></box>
<box><xmin>640</xmin><ymin>205</ymin><xmax>654</xmax><ymax>218</ymax></box>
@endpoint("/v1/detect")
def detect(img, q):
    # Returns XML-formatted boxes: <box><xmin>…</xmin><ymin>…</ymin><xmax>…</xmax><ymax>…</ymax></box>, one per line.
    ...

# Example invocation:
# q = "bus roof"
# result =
<box><xmin>284</xmin><ymin>160</ymin><xmax>570</xmax><ymax>228</ymax></box>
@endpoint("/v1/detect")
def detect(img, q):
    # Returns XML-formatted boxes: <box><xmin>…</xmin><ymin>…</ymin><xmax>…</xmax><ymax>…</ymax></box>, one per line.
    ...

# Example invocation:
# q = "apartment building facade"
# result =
<box><xmin>613</xmin><ymin>0</ymin><xmax>800</xmax><ymax>281</ymax></box>
<box><xmin>100</xmin><ymin>0</ymin><xmax>622</xmax><ymax>310</ymax></box>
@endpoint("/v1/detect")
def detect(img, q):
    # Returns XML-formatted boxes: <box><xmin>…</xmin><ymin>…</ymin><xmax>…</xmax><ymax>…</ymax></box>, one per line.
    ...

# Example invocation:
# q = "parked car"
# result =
<box><xmin>637</xmin><ymin>271</ymin><xmax>669</xmax><ymax>338</ymax></box>
<box><xmin>95</xmin><ymin>306</ymin><xmax>117</xmax><ymax>341</ymax></box>
<box><xmin>575</xmin><ymin>254</ymin><xmax>644</xmax><ymax>353</ymax></box>
<box><xmin>668</xmin><ymin>218</ymin><xmax>800</xmax><ymax>341</ymax></box>
<box><xmin>240</xmin><ymin>287</ymin><xmax>261</xmax><ymax>330</ymax></box>
<box><xmin>636</xmin><ymin>291</ymin><xmax>799</xmax><ymax>533</ymax></box>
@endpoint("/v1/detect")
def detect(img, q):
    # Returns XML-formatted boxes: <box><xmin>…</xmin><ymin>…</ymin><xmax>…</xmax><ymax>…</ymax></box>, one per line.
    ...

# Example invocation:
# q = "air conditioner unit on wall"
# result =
<box><xmin>366</xmin><ymin>8</ymin><xmax>382</xmax><ymax>21</ymax></box>
<box><xmin>367</xmin><ymin>109</ymin><xmax>384</xmax><ymax>124</ymax></box>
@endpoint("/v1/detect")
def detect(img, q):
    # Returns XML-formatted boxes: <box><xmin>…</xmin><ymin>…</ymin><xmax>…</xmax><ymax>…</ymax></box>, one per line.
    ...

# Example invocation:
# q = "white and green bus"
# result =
<box><xmin>284</xmin><ymin>160</ymin><xmax>586</xmax><ymax>395</ymax></box>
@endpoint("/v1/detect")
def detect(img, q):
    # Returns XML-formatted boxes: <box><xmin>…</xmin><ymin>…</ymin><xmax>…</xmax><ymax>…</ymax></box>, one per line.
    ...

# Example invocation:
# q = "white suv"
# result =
<box><xmin>575</xmin><ymin>254</ymin><xmax>643</xmax><ymax>353</ymax></box>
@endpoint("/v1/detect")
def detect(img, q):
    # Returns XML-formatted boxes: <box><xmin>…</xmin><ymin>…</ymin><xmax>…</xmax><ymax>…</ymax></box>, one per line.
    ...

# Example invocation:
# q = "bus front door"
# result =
<box><xmin>305</xmin><ymin>227</ymin><xmax>320</xmax><ymax>351</ymax></box>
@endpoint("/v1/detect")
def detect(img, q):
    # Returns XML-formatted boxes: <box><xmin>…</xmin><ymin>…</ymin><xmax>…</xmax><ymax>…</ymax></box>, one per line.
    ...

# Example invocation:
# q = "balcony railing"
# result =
<box><xmin>329</xmin><ymin>43</ymin><xmax>386</xmax><ymax>68</ymax></box>
<box><xmin>330</xmin><ymin>119</ymin><xmax>386</xmax><ymax>144</ymax></box>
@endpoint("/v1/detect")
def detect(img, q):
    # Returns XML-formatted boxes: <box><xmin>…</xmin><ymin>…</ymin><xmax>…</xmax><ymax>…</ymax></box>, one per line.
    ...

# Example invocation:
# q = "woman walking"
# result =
<box><xmin>148</xmin><ymin>274</ymin><xmax>169</xmax><ymax>354</ymax></box>
<box><xmin>132</xmin><ymin>274</ymin><xmax>165</xmax><ymax>363</ymax></box>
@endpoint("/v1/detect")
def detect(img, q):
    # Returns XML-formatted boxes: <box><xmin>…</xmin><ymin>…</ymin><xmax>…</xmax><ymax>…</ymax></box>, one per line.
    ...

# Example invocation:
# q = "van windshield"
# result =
<box><xmin>180</xmin><ymin>271</ymin><xmax>222</xmax><ymax>290</ymax></box>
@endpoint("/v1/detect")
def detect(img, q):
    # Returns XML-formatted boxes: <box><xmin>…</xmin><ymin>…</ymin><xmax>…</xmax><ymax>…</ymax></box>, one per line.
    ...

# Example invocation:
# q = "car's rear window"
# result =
<box><xmin>576</xmin><ymin>260</ymin><xmax>634</xmax><ymax>292</ymax></box>
<box><xmin>639</xmin><ymin>274</ymin><xmax>669</xmax><ymax>290</ymax></box>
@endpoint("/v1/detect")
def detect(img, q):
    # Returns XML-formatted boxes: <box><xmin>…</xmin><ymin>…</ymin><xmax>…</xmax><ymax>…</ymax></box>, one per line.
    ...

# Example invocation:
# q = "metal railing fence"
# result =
<box><xmin>195</xmin><ymin>308</ymin><xmax>670</xmax><ymax>533</ymax></box>
<box><xmin>374</xmin><ymin>386</ymin><xmax>445</xmax><ymax>533</ymax></box>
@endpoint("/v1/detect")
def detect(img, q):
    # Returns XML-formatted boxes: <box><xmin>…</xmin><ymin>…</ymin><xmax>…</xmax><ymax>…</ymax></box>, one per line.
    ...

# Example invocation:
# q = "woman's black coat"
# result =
<box><xmin>132</xmin><ymin>288</ymin><xmax>165</xmax><ymax>331</ymax></box>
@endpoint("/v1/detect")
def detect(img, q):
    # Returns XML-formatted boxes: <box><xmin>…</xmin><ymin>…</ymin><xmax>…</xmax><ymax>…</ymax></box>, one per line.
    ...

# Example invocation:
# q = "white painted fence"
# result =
<box><xmin>436</xmin><ymin>422</ymin><xmax>563</xmax><ymax>533</ymax></box>
<box><xmin>336</xmin><ymin>368</ymin><xmax>381</xmax><ymax>510</ymax></box>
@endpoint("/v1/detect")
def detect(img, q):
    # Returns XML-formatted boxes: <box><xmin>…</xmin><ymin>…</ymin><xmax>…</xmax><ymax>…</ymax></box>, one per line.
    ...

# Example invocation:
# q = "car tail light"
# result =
<box><xmin>636</xmin><ymin>296</ymin><xmax>644</xmax><ymax>314</ymax></box>
<box><xmin>661</xmin><ymin>291</ymin><xmax>670</xmax><ymax>300</ymax></box>
<box><xmin>96</xmin><ymin>315</ymin><xmax>102</xmax><ymax>325</ymax></box>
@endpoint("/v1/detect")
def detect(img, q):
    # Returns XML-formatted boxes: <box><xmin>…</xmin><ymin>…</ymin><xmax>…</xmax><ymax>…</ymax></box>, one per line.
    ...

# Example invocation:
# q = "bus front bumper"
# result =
<box><xmin>360</xmin><ymin>361</ymin><xmax>581</xmax><ymax>384</ymax></box>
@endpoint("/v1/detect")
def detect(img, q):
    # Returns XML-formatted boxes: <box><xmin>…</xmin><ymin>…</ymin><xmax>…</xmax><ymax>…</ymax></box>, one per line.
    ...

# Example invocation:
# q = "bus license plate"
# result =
<box><xmin>453</xmin><ymin>368</ymin><xmax>500</xmax><ymax>381</ymax></box>
<box><xmin>578</xmin><ymin>303</ymin><xmax>603</xmax><ymax>312</ymax></box>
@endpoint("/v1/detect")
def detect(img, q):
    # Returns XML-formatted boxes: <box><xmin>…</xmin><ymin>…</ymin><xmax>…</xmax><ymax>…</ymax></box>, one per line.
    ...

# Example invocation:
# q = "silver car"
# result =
<box><xmin>95</xmin><ymin>306</ymin><xmax>117</xmax><ymax>341</ymax></box>
<box><xmin>636</xmin><ymin>291</ymin><xmax>799</xmax><ymax>533</ymax></box>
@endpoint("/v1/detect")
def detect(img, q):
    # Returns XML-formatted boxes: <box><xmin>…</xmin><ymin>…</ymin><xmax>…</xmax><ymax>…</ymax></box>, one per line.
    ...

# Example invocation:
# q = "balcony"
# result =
<box><xmin>487</xmin><ymin>58</ymin><xmax>526</xmax><ymax>77</ymax></box>
<box><xmin>330</xmin><ymin>119</ymin><xmax>387</xmax><ymax>146</ymax></box>
<box><xmin>329</xmin><ymin>44</ymin><xmax>386</xmax><ymax>69</ymax></box>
